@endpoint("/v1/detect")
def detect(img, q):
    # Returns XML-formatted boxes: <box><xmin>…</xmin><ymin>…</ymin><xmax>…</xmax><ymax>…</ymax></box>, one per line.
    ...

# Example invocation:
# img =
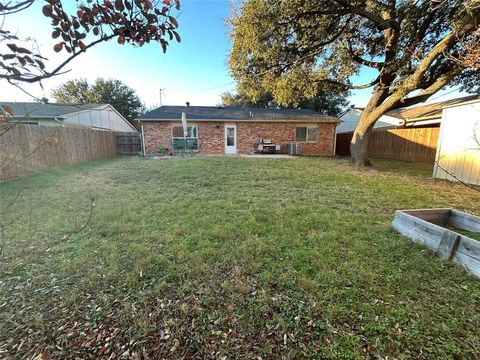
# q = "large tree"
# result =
<box><xmin>1</xmin><ymin>0</ymin><xmax>181</xmax><ymax>86</ymax></box>
<box><xmin>221</xmin><ymin>89</ymin><xmax>349</xmax><ymax>116</ymax></box>
<box><xmin>52</xmin><ymin>78</ymin><xmax>145</xmax><ymax>123</ymax></box>
<box><xmin>228</xmin><ymin>0</ymin><xmax>480</xmax><ymax>166</ymax></box>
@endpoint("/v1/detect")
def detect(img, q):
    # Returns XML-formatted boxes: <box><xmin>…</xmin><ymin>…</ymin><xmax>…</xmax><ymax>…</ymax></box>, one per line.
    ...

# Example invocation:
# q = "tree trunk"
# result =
<box><xmin>350</xmin><ymin>111</ymin><xmax>381</xmax><ymax>167</ymax></box>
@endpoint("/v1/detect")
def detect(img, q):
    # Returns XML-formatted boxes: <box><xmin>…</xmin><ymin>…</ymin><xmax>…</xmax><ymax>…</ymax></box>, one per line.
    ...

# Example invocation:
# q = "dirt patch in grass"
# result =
<box><xmin>1</xmin><ymin>156</ymin><xmax>480</xmax><ymax>359</ymax></box>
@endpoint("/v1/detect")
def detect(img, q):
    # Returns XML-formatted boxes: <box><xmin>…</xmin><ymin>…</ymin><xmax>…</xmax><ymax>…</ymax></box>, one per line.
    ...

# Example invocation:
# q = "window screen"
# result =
<box><xmin>296</xmin><ymin>126</ymin><xmax>318</xmax><ymax>142</ymax></box>
<box><xmin>296</xmin><ymin>127</ymin><xmax>307</xmax><ymax>142</ymax></box>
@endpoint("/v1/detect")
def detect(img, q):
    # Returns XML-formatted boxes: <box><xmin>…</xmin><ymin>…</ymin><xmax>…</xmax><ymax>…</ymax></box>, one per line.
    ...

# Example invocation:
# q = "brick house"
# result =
<box><xmin>137</xmin><ymin>105</ymin><xmax>341</xmax><ymax>156</ymax></box>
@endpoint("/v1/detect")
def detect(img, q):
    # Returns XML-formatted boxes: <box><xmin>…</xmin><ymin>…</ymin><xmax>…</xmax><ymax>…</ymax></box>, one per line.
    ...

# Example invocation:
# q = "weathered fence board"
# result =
<box><xmin>392</xmin><ymin>208</ymin><xmax>480</xmax><ymax>279</ymax></box>
<box><xmin>450</xmin><ymin>209</ymin><xmax>480</xmax><ymax>232</ymax></box>
<box><xmin>0</xmin><ymin>124</ymin><xmax>117</xmax><ymax>179</ymax></box>
<box><xmin>403</xmin><ymin>208</ymin><xmax>450</xmax><ymax>225</ymax></box>
<box><xmin>116</xmin><ymin>132</ymin><xmax>141</xmax><ymax>155</ymax></box>
<box><xmin>437</xmin><ymin>231</ymin><xmax>460</xmax><ymax>260</ymax></box>
<box><xmin>336</xmin><ymin>127</ymin><xmax>440</xmax><ymax>163</ymax></box>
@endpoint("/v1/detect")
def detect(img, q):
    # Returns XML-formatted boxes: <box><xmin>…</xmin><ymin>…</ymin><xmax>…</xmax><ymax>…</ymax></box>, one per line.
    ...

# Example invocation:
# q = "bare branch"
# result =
<box><xmin>1</xmin><ymin>35</ymin><xmax>116</xmax><ymax>83</ymax></box>
<box><xmin>333</xmin><ymin>0</ymin><xmax>400</xmax><ymax>31</ymax></box>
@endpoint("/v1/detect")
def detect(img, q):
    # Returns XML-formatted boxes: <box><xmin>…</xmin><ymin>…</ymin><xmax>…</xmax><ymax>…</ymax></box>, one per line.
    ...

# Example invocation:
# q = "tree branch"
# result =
<box><xmin>351</xmin><ymin>76</ymin><xmax>380</xmax><ymax>89</ymax></box>
<box><xmin>1</xmin><ymin>34</ymin><xmax>116</xmax><ymax>83</ymax></box>
<box><xmin>376</xmin><ymin>16</ymin><xmax>478</xmax><ymax>114</ymax></box>
<box><xmin>311</xmin><ymin>76</ymin><xmax>379</xmax><ymax>90</ymax></box>
<box><xmin>401</xmin><ymin>9</ymin><xmax>439</xmax><ymax>64</ymax></box>
<box><xmin>333</xmin><ymin>0</ymin><xmax>400</xmax><ymax>31</ymax></box>
<box><xmin>0</xmin><ymin>0</ymin><xmax>34</xmax><ymax>15</ymax></box>
<box><xmin>346</xmin><ymin>42</ymin><xmax>384</xmax><ymax>70</ymax></box>
<box><xmin>397</xmin><ymin>66</ymin><xmax>464</xmax><ymax>108</ymax></box>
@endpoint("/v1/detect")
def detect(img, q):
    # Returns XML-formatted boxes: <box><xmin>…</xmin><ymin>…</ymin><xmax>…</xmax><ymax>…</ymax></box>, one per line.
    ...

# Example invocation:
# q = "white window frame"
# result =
<box><xmin>172</xmin><ymin>124</ymin><xmax>198</xmax><ymax>139</ymax></box>
<box><xmin>172</xmin><ymin>124</ymin><xmax>199</xmax><ymax>150</ymax></box>
<box><xmin>295</xmin><ymin>125</ymin><xmax>319</xmax><ymax>143</ymax></box>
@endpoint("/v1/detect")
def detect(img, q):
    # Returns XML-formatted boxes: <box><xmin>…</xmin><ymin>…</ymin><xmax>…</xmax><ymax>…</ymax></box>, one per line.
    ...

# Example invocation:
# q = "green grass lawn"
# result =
<box><xmin>1</xmin><ymin>156</ymin><xmax>479</xmax><ymax>359</ymax></box>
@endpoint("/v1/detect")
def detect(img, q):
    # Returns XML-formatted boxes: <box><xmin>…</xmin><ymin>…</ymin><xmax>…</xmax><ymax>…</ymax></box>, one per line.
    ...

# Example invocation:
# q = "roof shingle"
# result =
<box><xmin>0</xmin><ymin>102</ymin><xmax>107</xmax><ymax>118</ymax></box>
<box><xmin>137</xmin><ymin>106</ymin><xmax>340</xmax><ymax>122</ymax></box>
<box><xmin>387</xmin><ymin>95</ymin><xmax>480</xmax><ymax>121</ymax></box>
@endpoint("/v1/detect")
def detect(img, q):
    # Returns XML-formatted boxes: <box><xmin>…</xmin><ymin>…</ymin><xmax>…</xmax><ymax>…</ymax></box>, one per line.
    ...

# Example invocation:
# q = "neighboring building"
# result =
<box><xmin>337</xmin><ymin>95</ymin><xmax>480</xmax><ymax>134</ymax></box>
<box><xmin>0</xmin><ymin>102</ymin><xmax>137</xmax><ymax>132</ymax></box>
<box><xmin>337</xmin><ymin>106</ymin><xmax>402</xmax><ymax>133</ymax></box>
<box><xmin>137</xmin><ymin>105</ymin><xmax>341</xmax><ymax>156</ymax></box>
<box><xmin>433</xmin><ymin>97</ymin><xmax>480</xmax><ymax>186</ymax></box>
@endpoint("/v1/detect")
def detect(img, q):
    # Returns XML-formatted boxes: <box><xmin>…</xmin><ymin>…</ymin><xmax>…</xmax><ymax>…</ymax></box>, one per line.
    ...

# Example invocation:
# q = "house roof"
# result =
<box><xmin>387</xmin><ymin>94</ymin><xmax>480</xmax><ymax>122</ymax></box>
<box><xmin>137</xmin><ymin>106</ymin><xmax>340</xmax><ymax>123</ymax></box>
<box><xmin>0</xmin><ymin>102</ymin><xmax>108</xmax><ymax>119</ymax></box>
<box><xmin>338</xmin><ymin>106</ymin><xmax>365</xmax><ymax>118</ymax></box>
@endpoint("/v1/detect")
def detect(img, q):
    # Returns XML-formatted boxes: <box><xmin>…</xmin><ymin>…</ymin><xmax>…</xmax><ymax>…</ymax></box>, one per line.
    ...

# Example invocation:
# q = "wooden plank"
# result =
<box><xmin>436</xmin><ymin>230</ymin><xmax>460</xmax><ymax>261</ymax></box>
<box><xmin>0</xmin><ymin>124</ymin><xmax>119</xmax><ymax>179</ymax></box>
<box><xmin>456</xmin><ymin>235</ymin><xmax>480</xmax><ymax>262</ymax></box>
<box><xmin>336</xmin><ymin>128</ymin><xmax>440</xmax><ymax>163</ymax></box>
<box><xmin>452</xmin><ymin>251</ymin><xmax>480</xmax><ymax>279</ymax></box>
<box><xmin>392</xmin><ymin>221</ymin><xmax>440</xmax><ymax>251</ymax></box>
<box><xmin>392</xmin><ymin>209</ymin><xmax>480</xmax><ymax>279</ymax></box>
<box><xmin>392</xmin><ymin>211</ymin><xmax>444</xmax><ymax>251</ymax></box>
<box><xmin>116</xmin><ymin>132</ymin><xmax>141</xmax><ymax>155</ymax></box>
<box><xmin>449</xmin><ymin>209</ymin><xmax>480</xmax><ymax>232</ymax></box>
<box><xmin>402</xmin><ymin>208</ymin><xmax>450</xmax><ymax>225</ymax></box>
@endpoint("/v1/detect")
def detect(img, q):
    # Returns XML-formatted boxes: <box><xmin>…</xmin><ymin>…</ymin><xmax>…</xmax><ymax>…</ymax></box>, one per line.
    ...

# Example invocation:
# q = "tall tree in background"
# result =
<box><xmin>229</xmin><ymin>0</ymin><xmax>480</xmax><ymax>166</ymax></box>
<box><xmin>221</xmin><ymin>89</ymin><xmax>348</xmax><ymax>116</ymax></box>
<box><xmin>52</xmin><ymin>78</ymin><xmax>145</xmax><ymax>123</ymax></box>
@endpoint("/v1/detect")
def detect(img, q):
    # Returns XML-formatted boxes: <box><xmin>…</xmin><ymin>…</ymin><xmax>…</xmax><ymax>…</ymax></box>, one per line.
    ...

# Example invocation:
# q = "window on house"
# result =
<box><xmin>172</xmin><ymin>125</ymin><xmax>199</xmax><ymax>150</ymax></box>
<box><xmin>172</xmin><ymin>125</ymin><xmax>198</xmax><ymax>138</ymax></box>
<box><xmin>296</xmin><ymin>126</ymin><xmax>319</xmax><ymax>142</ymax></box>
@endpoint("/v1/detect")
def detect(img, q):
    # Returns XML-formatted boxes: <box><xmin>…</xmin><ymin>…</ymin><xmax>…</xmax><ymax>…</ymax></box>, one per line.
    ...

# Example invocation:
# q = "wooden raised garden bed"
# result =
<box><xmin>392</xmin><ymin>208</ymin><xmax>480</xmax><ymax>279</ymax></box>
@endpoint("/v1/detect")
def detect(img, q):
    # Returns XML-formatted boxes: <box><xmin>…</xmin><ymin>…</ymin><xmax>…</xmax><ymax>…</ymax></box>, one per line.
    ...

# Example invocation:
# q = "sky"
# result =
<box><xmin>0</xmin><ymin>0</ymin><xmax>467</xmax><ymax>109</ymax></box>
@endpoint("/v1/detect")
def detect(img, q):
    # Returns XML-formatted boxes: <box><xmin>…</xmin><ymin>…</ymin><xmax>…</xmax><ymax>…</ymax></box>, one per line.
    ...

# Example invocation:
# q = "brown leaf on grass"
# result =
<box><xmin>33</xmin><ymin>348</ymin><xmax>50</xmax><ymax>360</ymax></box>
<box><xmin>169</xmin><ymin>338</ymin><xmax>180</xmax><ymax>352</ymax></box>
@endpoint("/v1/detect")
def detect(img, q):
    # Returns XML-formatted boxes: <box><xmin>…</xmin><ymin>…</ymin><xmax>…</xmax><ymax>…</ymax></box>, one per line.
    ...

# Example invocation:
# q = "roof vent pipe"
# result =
<box><xmin>185</xmin><ymin>101</ymin><xmax>190</xmax><ymax>107</ymax></box>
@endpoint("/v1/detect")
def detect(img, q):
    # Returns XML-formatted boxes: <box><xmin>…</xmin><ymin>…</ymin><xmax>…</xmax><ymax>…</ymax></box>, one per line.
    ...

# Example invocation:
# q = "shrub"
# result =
<box><xmin>158</xmin><ymin>146</ymin><xmax>167</xmax><ymax>155</ymax></box>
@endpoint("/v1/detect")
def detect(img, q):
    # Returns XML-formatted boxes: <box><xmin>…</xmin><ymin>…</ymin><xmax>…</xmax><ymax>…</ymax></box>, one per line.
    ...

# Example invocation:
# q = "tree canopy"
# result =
<box><xmin>220</xmin><ymin>90</ymin><xmax>349</xmax><ymax>116</ymax></box>
<box><xmin>52</xmin><ymin>78</ymin><xmax>145</xmax><ymax>123</ymax></box>
<box><xmin>229</xmin><ymin>0</ymin><xmax>480</xmax><ymax>165</ymax></box>
<box><xmin>1</xmin><ymin>0</ymin><xmax>181</xmax><ymax>85</ymax></box>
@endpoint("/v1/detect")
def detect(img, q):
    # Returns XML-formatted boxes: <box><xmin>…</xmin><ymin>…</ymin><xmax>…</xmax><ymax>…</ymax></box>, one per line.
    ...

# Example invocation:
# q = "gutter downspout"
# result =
<box><xmin>333</xmin><ymin>122</ymin><xmax>338</xmax><ymax>156</ymax></box>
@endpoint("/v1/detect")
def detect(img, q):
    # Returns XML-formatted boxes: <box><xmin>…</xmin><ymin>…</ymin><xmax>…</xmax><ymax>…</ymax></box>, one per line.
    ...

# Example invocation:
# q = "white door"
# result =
<box><xmin>225</xmin><ymin>124</ymin><xmax>237</xmax><ymax>154</ymax></box>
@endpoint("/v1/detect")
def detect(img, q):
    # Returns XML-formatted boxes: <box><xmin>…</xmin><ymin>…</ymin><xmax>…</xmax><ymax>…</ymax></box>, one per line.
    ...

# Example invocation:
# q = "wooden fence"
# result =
<box><xmin>336</xmin><ymin>127</ymin><xmax>440</xmax><ymax>163</ymax></box>
<box><xmin>0</xmin><ymin>124</ymin><xmax>117</xmax><ymax>179</ymax></box>
<box><xmin>117</xmin><ymin>132</ymin><xmax>142</xmax><ymax>155</ymax></box>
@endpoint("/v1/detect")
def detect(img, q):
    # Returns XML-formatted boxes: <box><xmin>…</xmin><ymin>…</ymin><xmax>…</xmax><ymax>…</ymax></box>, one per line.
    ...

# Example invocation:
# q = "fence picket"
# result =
<box><xmin>336</xmin><ymin>127</ymin><xmax>440</xmax><ymax>164</ymax></box>
<box><xmin>0</xmin><ymin>125</ymin><xmax>118</xmax><ymax>179</ymax></box>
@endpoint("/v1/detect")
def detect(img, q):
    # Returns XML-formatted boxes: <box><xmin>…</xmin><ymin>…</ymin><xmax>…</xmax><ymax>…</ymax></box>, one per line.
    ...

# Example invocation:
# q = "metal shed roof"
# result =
<box><xmin>387</xmin><ymin>95</ymin><xmax>480</xmax><ymax>121</ymax></box>
<box><xmin>0</xmin><ymin>102</ymin><xmax>108</xmax><ymax>118</ymax></box>
<box><xmin>137</xmin><ymin>106</ymin><xmax>340</xmax><ymax>122</ymax></box>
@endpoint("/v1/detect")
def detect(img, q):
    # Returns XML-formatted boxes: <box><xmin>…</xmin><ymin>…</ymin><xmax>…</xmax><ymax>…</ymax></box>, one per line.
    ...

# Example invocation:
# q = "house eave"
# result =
<box><xmin>136</xmin><ymin>118</ymin><xmax>341</xmax><ymax>124</ymax></box>
<box><xmin>403</xmin><ymin>114</ymin><xmax>442</xmax><ymax>123</ymax></box>
<box><xmin>441</xmin><ymin>98</ymin><xmax>480</xmax><ymax>109</ymax></box>
<box><xmin>11</xmin><ymin>115</ymin><xmax>66</xmax><ymax>120</ymax></box>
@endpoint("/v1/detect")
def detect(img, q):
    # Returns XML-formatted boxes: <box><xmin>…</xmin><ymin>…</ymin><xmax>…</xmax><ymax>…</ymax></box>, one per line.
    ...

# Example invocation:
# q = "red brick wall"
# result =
<box><xmin>141</xmin><ymin>121</ymin><xmax>337</xmax><ymax>156</ymax></box>
<box><xmin>198</xmin><ymin>122</ymin><xmax>225</xmax><ymax>154</ymax></box>
<box><xmin>236</xmin><ymin>122</ymin><xmax>336</xmax><ymax>155</ymax></box>
<box><xmin>142</xmin><ymin>122</ymin><xmax>172</xmax><ymax>154</ymax></box>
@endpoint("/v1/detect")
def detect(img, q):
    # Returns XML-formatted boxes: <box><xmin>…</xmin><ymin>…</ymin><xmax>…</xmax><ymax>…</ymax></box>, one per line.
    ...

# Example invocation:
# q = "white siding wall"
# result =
<box><xmin>433</xmin><ymin>101</ymin><xmax>480</xmax><ymax>185</ymax></box>
<box><xmin>63</xmin><ymin>105</ymin><xmax>136</xmax><ymax>132</ymax></box>
<box><xmin>337</xmin><ymin>108</ymin><xmax>403</xmax><ymax>133</ymax></box>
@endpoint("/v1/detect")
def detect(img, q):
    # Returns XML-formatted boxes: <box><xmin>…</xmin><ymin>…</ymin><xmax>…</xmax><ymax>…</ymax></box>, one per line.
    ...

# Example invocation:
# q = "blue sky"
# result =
<box><xmin>0</xmin><ymin>0</ymin><xmax>465</xmax><ymax>108</ymax></box>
